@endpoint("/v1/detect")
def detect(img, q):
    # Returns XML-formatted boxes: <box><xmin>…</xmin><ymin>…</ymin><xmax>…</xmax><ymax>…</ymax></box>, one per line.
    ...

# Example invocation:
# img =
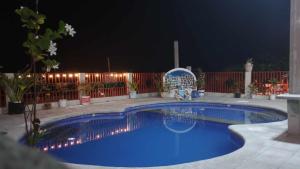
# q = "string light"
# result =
<box><xmin>56</xmin><ymin>74</ymin><xmax>60</xmax><ymax>78</ymax></box>
<box><xmin>49</xmin><ymin>75</ymin><xmax>53</xmax><ymax>78</ymax></box>
<box><xmin>62</xmin><ymin>74</ymin><xmax>67</xmax><ymax>77</ymax></box>
<box><xmin>95</xmin><ymin>74</ymin><xmax>99</xmax><ymax>77</ymax></box>
<box><xmin>68</xmin><ymin>74</ymin><xmax>73</xmax><ymax>78</ymax></box>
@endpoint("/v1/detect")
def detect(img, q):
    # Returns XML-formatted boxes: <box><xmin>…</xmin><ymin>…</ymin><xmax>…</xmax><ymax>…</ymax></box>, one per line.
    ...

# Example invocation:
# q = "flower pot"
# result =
<box><xmin>245</xmin><ymin>63</ymin><xmax>253</xmax><ymax>72</ymax></box>
<box><xmin>80</xmin><ymin>96</ymin><xmax>91</xmax><ymax>105</ymax></box>
<box><xmin>269</xmin><ymin>94</ymin><xmax>276</xmax><ymax>100</ymax></box>
<box><xmin>129</xmin><ymin>91</ymin><xmax>137</xmax><ymax>99</ymax></box>
<box><xmin>198</xmin><ymin>90</ymin><xmax>205</xmax><ymax>97</ymax></box>
<box><xmin>8</xmin><ymin>102</ymin><xmax>25</xmax><ymax>114</ymax></box>
<box><xmin>191</xmin><ymin>90</ymin><xmax>200</xmax><ymax>98</ymax></box>
<box><xmin>43</xmin><ymin>103</ymin><xmax>52</xmax><ymax>110</ymax></box>
<box><xmin>58</xmin><ymin>99</ymin><xmax>67</xmax><ymax>107</ymax></box>
<box><xmin>234</xmin><ymin>92</ymin><xmax>241</xmax><ymax>98</ymax></box>
<box><xmin>249</xmin><ymin>94</ymin><xmax>257</xmax><ymax>99</ymax></box>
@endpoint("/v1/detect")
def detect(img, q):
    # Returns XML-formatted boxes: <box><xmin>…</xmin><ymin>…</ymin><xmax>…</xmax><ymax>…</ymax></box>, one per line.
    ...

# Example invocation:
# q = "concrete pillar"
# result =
<box><xmin>245</xmin><ymin>72</ymin><xmax>252</xmax><ymax>98</ymax></box>
<box><xmin>186</xmin><ymin>66</ymin><xmax>192</xmax><ymax>71</ymax></box>
<box><xmin>79</xmin><ymin>73</ymin><xmax>85</xmax><ymax>84</ymax></box>
<box><xmin>174</xmin><ymin>40</ymin><xmax>179</xmax><ymax>68</ymax></box>
<box><xmin>288</xmin><ymin>0</ymin><xmax>300</xmax><ymax>135</ymax></box>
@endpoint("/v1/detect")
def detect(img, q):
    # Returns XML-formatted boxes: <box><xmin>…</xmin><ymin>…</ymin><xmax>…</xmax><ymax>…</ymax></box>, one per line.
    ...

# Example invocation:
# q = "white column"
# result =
<box><xmin>288</xmin><ymin>0</ymin><xmax>300</xmax><ymax>135</ymax></box>
<box><xmin>245</xmin><ymin>72</ymin><xmax>252</xmax><ymax>98</ymax></box>
<box><xmin>174</xmin><ymin>40</ymin><xmax>179</xmax><ymax>68</ymax></box>
<box><xmin>79</xmin><ymin>73</ymin><xmax>85</xmax><ymax>84</ymax></box>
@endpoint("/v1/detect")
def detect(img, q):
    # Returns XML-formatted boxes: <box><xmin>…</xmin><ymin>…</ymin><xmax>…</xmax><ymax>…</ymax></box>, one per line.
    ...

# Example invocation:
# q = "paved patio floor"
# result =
<box><xmin>1</xmin><ymin>96</ymin><xmax>300</xmax><ymax>169</ymax></box>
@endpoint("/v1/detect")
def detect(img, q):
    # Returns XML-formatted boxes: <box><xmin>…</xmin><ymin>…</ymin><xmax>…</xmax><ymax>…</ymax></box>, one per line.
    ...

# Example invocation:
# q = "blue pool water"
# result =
<box><xmin>35</xmin><ymin>102</ymin><xmax>286</xmax><ymax>167</ymax></box>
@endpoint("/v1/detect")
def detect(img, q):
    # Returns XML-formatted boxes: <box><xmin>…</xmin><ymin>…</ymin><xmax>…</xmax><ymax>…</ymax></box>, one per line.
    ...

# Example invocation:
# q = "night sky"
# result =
<box><xmin>1</xmin><ymin>0</ymin><xmax>290</xmax><ymax>73</ymax></box>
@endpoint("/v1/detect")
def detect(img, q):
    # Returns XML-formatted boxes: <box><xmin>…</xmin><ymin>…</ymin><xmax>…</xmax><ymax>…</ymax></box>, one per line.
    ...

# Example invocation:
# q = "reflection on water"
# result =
<box><xmin>38</xmin><ymin>112</ymin><xmax>142</xmax><ymax>152</ymax></box>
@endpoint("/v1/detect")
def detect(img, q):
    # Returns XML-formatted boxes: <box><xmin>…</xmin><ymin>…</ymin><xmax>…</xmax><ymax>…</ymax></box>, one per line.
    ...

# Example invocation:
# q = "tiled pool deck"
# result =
<box><xmin>1</xmin><ymin>96</ymin><xmax>300</xmax><ymax>169</ymax></box>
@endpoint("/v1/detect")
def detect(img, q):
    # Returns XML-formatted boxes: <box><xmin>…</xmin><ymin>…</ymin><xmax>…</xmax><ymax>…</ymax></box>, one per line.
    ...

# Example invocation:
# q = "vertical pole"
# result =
<box><xmin>107</xmin><ymin>57</ymin><xmax>111</xmax><ymax>72</ymax></box>
<box><xmin>288</xmin><ymin>0</ymin><xmax>300</xmax><ymax>135</ymax></box>
<box><xmin>174</xmin><ymin>41</ymin><xmax>179</xmax><ymax>68</ymax></box>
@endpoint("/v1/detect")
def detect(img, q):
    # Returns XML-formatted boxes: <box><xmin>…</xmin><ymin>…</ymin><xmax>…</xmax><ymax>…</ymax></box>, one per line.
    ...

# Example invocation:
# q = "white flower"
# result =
<box><xmin>52</xmin><ymin>64</ymin><xmax>59</xmax><ymax>69</ymax></box>
<box><xmin>65</xmin><ymin>24</ymin><xmax>76</xmax><ymax>37</ymax></box>
<box><xmin>48</xmin><ymin>41</ymin><xmax>57</xmax><ymax>56</ymax></box>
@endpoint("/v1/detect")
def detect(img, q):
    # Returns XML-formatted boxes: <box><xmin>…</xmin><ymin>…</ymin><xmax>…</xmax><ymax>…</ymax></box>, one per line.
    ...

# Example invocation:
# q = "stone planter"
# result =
<box><xmin>198</xmin><ymin>90</ymin><xmax>205</xmax><ymax>97</ymax></box>
<box><xmin>58</xmin><ymin>99</ymin><xmax>67</xmax><ymax>107</ymax></box>
<box><xmin>245</xmin><ymin>63</ymin><xmax>253</xmax><ymax>72</ymax></box>
<box><xmin>80</xmin><ymin>96</ymin><xmax>91</xmax><ymax>105</ymax></box>
<box><xmin>8</xmin><ymin>102</ymin><xmax>25</xmax><ymax>114</ymax></box>
<box><xmin>234</xmin><ymin>92</ymin><xmax>241</xmax><ymax>98</ymax></box>
<box><xmin>249</xmin><ymin>94</ymin><xmax>258</xmax><ymax>99</ymax></box>
<box><xmin>129</xmin><ymin>91</ymin><xmax>137</xmax><ymax>99</ymax></box>
<box><xmin>269</xmin><ymin>94</ymin><xmax>276</xmax><ymax>100</ymax></box>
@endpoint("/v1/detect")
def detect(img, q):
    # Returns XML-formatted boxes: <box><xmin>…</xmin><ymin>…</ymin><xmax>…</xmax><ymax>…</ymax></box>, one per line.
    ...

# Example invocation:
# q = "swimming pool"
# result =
<box><xmin>35</xmin><ymin>102</ymin><xmax>286</xmax><ymax>167</ymax></box>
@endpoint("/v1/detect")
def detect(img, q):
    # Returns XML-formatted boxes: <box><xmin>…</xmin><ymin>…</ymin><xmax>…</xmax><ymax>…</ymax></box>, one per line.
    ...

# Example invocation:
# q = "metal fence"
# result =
<box><xmin>252</xmin><ymin>71</ymin><xmax>288</xmax><ymax>95</ymax></box>
<box><xmin>23</xmin><ymin>73</ymin><xmax>79</xmax><ymax>104</ymax></box>
<box><xmin>0</xmin><ymin>71</ymin><xmax>289</xmax><ymax>108</ymax></box>
<box><xmin>205</xmin><ymin>72</ymin><xmax>245</xmax><ymax>93</ymax></box>
<box><xmin>132</xmin><ymin>73</ymin><xmax>163</xmax><ymax>94</ymax></box>
<box><xmin>85</xmin><ymin>73</ymin><xmax>128</xmax><ymax>97</ymax></box>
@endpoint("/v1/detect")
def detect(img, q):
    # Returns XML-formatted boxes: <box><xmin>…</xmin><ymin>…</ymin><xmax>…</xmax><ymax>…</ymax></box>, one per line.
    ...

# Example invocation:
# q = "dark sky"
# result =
<box><xmin>1</xmin><ymin>0</ymin><xmax>290</xmax><ymax>72</ymax></box>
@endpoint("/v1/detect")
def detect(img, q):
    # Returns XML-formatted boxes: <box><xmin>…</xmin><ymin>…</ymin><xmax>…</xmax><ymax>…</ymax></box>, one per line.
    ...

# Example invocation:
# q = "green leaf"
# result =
<box><xmin>36</xmin><ymin>14</ymin><xmax>46</xmax><ymax>25</ymax></box>
<box><xmin>36</xmin><ymin>37</ymin><xmax>50</xmax><ymax>50</ymax></box>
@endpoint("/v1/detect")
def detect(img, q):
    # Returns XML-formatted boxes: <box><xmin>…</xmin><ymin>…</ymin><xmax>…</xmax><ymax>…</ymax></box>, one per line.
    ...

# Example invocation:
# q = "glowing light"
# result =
<box><xmin>42</xmin><ymin>75</ymin><xmax>46</xmax><ymax>78</ymax></box>
<box><xmin>95</xmin><ymin>74</ymin><xmax>99</xmax><ymax>77</ymax></box>
<box><xmin>68</xmin><ymin>137</ymin><xmax>75</xmax><ymax>141</ymax></box>
<box><xmin>58</xmin><ymin>144</ymin><xmax>62</xmax><ymax>148</ymax></box>
<box><xmin>85</xmin><ymin>74</ymin><xmax>89</xmax><ymax>77</ymax></box>
<box><xmin>114</xmin><ymin>74</ymin><xmax>118</xmax><ymax>78</ymax></box>
<box><xmin>96</xmin><ymin>134</ymin><xmax>100</xmax><ymax>139</ymax></box>
<box><xmin>49</xmin><ymin>75</ymin><xmax>53</xmax><ymax>78</ymax></box>
<box><xmin>75</xmin><ymin>74</ymin><xmax>79</xmax><ymax>77</ymax></box>
<box><xmin>43</xmin><ymin>147</ymin><xmax>48</xmax><ymax>151</ymax></box>
<box><xmin>76</xmin><ymin>140</ymin><xmax>81</xmax><ymax>144</ymax></box>
<box><xmin>62</xmin><ymin>74</ymin><xmax>67</xmax><ymax>77</ymax></box>
<box><xmin>70</xmin><ymin>141</ymin><xmax>74</xmax><ymax>145</ymax></box>
<box><xmin>50</xmin><ymin>145</ymin><xmax>55</xmax><ymax>149</ymax></box>
<box><xmin>68</xmin><ymin>74</ymin><xmax>73</xmax><ymax>78</ymax></box>
<box><xmin>56</xmin><ymin>74</ymin><xmax>60</xmax><ymax>78</ymax></box>
<box><xmin>26</xmin><ymin>75</ymin><xmax>31</xmax><ymax>78</ymax></box>
<box><xmin>100</xmin><ymin>93</ymin><xmax>104</xmax><ymax>96</ymax></box>
<box><xmin>64</xmin><ymin>143</ymin><xmax>68</xmax><ymax>147</ymax></box>
<box><xmin>18</xmin><ymin>75</ymin><xmax>22</xmax><ymax>78</ymax></box>
<box><xmin>110</xmin><ymin>73</ymin><xmax>113</xmax><ymax>77</ymax></box>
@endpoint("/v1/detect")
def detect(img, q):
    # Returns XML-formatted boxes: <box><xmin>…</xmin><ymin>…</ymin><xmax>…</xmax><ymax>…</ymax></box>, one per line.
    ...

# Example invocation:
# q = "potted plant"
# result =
<box><xmin>0</xmin><ymin>73</ymin><xmax>33</xmax><ymax>114</ymax></box>
<box><xmin>248</xmin><ymin>82</ymin><xmax>258</xmax><ymax>99</ymax></box>
<box><xmin>160</xmin><ymin>82</ymin><xmax>172</xmax><ymax>98</ymax></box>
<box><xmin>78</xmin><ymin>83</ymin><xmax>92</xmax><ymax>105</ymax></box>
<box><xmin>225</xmin><ymin>79</ymin><xmax>241</xmax><ymax>98</ymax></box>
<box><xmin>245</xmin><ymin>58</ymin><xmax>254</xmax><ymax>72</ymax></box>
<box><xmin>268</xmin><ymin>78</ymin><xmax>278</xmax><ymax>100</ymax></box>
<box><xmin>196</xmin><ymin>78</ymin><xmax>205</xmax><ymax>96</ymax></box>
<box><xmin>56</xmin><ymin>83</ymin><xmax>68</xmax><ymax>107</ymax></box>
<box><xmin>41</xmin><ymin>84</ymin><xmax>52</xmax><ymax>109</ymax></box>
<box><xmin>128</xmin><ymin>81</ymin><xmax>138</xmax><ymax>99</ymax></box>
